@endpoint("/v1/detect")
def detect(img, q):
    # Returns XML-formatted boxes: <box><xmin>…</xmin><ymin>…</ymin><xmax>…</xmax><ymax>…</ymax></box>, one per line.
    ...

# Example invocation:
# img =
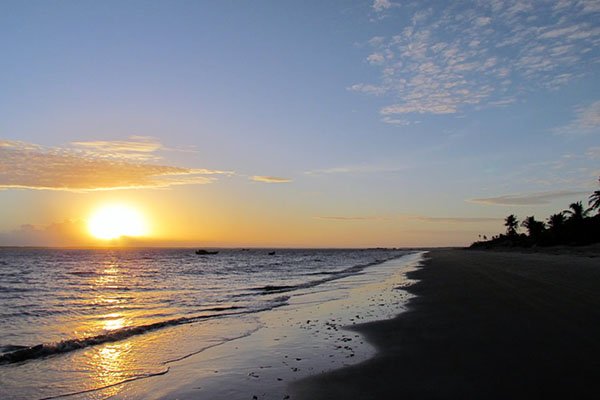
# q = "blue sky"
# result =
<box><xmin>0</xmin><ymin>0</ymin><xmax>598</xmax><ymax>247</ymax></box>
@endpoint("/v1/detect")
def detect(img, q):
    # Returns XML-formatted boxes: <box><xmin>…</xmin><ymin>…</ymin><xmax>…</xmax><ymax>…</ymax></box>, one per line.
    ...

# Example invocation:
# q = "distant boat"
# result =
<box><xmin>268</xmin><ymin>251</ymin><xmax>276</xmax><ymax>255</ymax></box>
<box><xmin>195</xmin><ymin>249</ymin><xmax>219</xmax><ymax>255</ymax></box>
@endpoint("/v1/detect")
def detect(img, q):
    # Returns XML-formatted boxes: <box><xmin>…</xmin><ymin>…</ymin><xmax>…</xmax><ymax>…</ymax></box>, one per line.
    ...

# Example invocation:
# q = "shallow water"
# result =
<box><xmin>0</xmin><ymin>248</ymin><xmax>415</xmax><ymax>399</ymax></box>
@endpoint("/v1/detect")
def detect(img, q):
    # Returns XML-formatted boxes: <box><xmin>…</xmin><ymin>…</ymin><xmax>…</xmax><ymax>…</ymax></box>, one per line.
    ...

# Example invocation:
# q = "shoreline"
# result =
<box><xmin>290</xmin><ymin>249</ymin><xmax>600</xmax><ymax>399</ymax></box>
<box><xmin>72</xmin><ymin>252</ymin><xmax>425</xmax><ymax>399</ymax></box>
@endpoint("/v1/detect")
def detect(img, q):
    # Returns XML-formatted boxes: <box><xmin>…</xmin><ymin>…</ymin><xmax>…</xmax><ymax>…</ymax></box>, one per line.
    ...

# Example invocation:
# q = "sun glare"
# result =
<box><xmin>88</xmin><ymin>204</ymin><xmax>148</xmax><ymax>240</ymax></box>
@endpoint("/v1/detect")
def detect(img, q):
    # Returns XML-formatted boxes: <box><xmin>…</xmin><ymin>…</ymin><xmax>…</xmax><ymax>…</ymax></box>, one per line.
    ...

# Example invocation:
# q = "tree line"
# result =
<box><xmin>471</xmin><ymin>178</ymin><xmax>600</xmax><ymax>248</ymax></box>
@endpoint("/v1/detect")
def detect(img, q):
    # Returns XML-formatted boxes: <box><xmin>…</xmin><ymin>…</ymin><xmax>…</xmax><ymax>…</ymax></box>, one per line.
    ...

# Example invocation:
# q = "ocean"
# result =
<box><xmin>0</xmin><ymin>248</ymin><xmax>422</xmax><ymax>399</ymax></box>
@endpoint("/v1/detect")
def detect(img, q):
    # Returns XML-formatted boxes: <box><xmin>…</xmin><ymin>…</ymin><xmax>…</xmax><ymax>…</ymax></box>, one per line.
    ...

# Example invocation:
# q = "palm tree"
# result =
<box><xmin>521</xmin><ymin>216</ymin><xmax>545</xmax><ymax>238</ymax></box>
<box><xmin>547</xmin><ymin>213</ymin><xmax>565</xmax><ymax>231</ymax></box>
<box><xmin>589</xmin><ymin>177</ymin><xmax>600</xmax><ymax>215</ymax></box>
<box><xmin>504</xmin><ymin>214</ymin><xmax>519</xmax><ymax>236</ymax></box>
<box><xmin>564</xmin><ymin>201</ymin><xmax>589</xmax><ymax>221</ymax></box>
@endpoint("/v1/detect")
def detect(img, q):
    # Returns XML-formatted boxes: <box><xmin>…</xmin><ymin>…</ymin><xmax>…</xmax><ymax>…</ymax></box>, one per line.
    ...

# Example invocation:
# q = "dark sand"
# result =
<box><xmin>290</xmin><ymin>249</ymin><xmax>600</xmax><ymax>399</ymax></box>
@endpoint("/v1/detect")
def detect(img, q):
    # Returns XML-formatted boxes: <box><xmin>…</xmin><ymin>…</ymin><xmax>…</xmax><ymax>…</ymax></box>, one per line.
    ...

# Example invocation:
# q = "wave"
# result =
<box><xmin>0</xmin><ymin>306</ymin><xmax>244</xmax><ymax>365</ymax></box>
<box><xmin>252</xmin><ymin>284</ymin><xmax>297</xmax><ymax>294</ymax></box>
<box><xmin>0</xmin><ymin>252</ymin><xmax>410</xmax><ymax>366</ymax></box>
<box><xmin>304</xmin><ymin>271</ymin><xmax>335</xmax><ymax>276</ymax></box>
<box><xmin>0</xmin><ymin>296</ymin><xmax>290</xmax><ymax>366</ymax></box>
<box><xmin>67</xmin><ymin>270</ymin><xmax>102</xmax><ymax>277</ymax></box>
<box><xmin>0</xmin><ymin>344</ymin><xmax>28</xmax><ymax>354</ymax></box>
<box><xmin>36</xmin><ymin>325</ymin><xmax>264</xmax><ymax>400</ymax></box>
<box><xmin>0</xmin><ymin>285</ymin><xmax>31</xmax><ymax>293</ymax></box>
<box><xmin>249</xmin><ymin>255</ymin><xmax>406</xmax><ymax>295</ymax></box>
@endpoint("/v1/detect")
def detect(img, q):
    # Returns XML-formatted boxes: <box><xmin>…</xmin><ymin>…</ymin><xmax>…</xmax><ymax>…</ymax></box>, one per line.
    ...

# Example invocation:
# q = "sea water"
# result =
<box><xmin>0</xmin><ymin>248</ymin><xmax>420</xmax><ymax>399</ymax></box>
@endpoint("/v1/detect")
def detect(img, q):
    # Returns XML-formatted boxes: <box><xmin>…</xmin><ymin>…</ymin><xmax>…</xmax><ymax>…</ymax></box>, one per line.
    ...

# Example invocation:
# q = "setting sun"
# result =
<box><xmin>88</xmin><ymin>204</ymin><xmax>148</xmax><ymax>240</ymax></box>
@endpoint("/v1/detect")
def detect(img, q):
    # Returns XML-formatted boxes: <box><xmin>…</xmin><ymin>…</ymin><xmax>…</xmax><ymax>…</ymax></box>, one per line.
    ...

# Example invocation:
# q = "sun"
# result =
<box><xmin>88</xmin><ymin>204</ymin><xmax>148</xmax><ymax>240</ymax></box>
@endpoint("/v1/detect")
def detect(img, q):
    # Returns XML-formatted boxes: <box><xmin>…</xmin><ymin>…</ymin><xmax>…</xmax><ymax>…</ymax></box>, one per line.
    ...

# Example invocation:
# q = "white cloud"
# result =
<box><xmin>353</xmin><ymin>1</ymin><xmax>600</xmax><ymax>118</ymax></box>
<box><xmin>581</xmin><ymin>0</ymin><xmax>600</xmax><ymax>13</ymax></box>
<box><xmin>381</xmin><ymin>102</ymin><xmax>457</xmax><ymax>115</ymax></box>
<box><xmin>381</xmin><ymin>116</ymin><xmax>411</xmax><ymax>125</ymax></box>
<box><xmin>586</xmin><ymin>146</ymin><xmax>600</xmax><ymax>158</ymax></box>
<box><xmin>372</xmin><ymin>0</ymin><xmax>393</xmax><ymax>12</ymax></box>
<box><xmin>70</xmin><ymin>136</ymin><xmax>163</xmax><ymax>161</ymax></box>
<box><xmin>574</xmin><ymin>101</ymin><xmax>600</xmax><ymax>130</ymax></box>
<box><xmin>0</xmin><ymin>139</ymin><xmax>232</xmax><ymax>191</ymax></box>
<box><xmin>367</xmin><ymin>52</ymin><xmax>386</xmax><ymax>64</ymax></box>
<box><xmin>474</xmin><ymin>16</ymin><xmax>492</xmax><ymax>26</ymax></box>
<box><xmin>556</xmin><ymin>100</ymin><xmax>600</xmax><ymax>135</ymax></box>
<box><xmin>347</xmin><ymin>83</ymin><xmax>386</xmax><ymax>95</ymax></box>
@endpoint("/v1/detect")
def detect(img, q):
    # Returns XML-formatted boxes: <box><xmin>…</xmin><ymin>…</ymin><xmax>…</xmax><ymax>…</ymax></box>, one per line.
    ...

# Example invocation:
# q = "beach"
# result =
<box><xmin>3</xmin><ymin>248</ymin><xmax>599</xmax><ymax>399</ymax></box>
<box><xmin>0</xmin><ymin>249</ymin><xmax>423</xmax><ymax>399</ymax></box>
<box><xmin>291</xmin><ymin>249</ymin><xmax>600</xmax><ymax>399</ymax></box>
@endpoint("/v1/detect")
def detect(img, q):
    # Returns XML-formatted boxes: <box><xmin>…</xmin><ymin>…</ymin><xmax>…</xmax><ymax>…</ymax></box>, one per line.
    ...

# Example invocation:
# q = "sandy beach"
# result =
<box><xmin>291</xmin><ymin>249</ymin><xmax>600</xmax><ymax>399</ymax></box>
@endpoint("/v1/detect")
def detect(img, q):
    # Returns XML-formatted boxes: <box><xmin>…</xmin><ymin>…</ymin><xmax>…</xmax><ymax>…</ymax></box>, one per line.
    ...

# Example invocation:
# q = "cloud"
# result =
<box><xmin>353</xmin><ymin>1</ymin><xmax>600</xmax><ymax>118</ymax></box>
<box><xmin>347</xmin><ymin>83</ymin><xmax>386</xmax><ymax>95</ymax></box>
<box><xmin>381</xmin><ymin>102</ymin><xmax>458</xmax><ymax>115</ymax></box>
<box><xmin>410</xmin><ymin>216</ymin><xmax>502</xmax><ymax>223</ymax></box>
<box><xmin>250</xmin><ymin>176</ymin><xmax>292</xmax><ymax>183</ymax></box>
<box><xmin>367</xmin><ymin>53</ymin><xmax>386</xmax><ymax>64</ymax></box>
<box><xmin>306</xmin><ymin>163</ymin><xmax>406</xmax><ymax>175</ymax></box>
<box><xmin>0</xmin><ymin>220</ymin><xmax>90</xmax><ymax>247</ymax></box>
<box><xmin>372</xmin><ymin>0</ymin><xmax>393</xmax><ymax>12</ymax></box>
<box><xmin>314</xmin><ymin>216</ymin><xmax>386</xmax><ymax>221</ymax></box>
<box><xmin>0</xmin><ymin>139</ymin><xmax>232</xmax><ymax>191</ymax></box>
<box><xmin>469</xmin><ymin>190</ymin><xmax>589</xmax><ymax>206</ymax></box>
<box><xmin>574</xmin><ymin>101</ymin><xmax>600</xmax><ymax>130</ymax></box>
<box><xmin>381</xmin><ymin>116</ymin><xmax>411</xmax><ymax>125</ymax></box>
<box><xmin>315</xmin><ymin>214</ymin><xmax>501</xmax><ymax>224</ymax></box>
<box><xmin>71</xmin><ymin>136</ymin><xmax>163</xmax><ymax>160</ymax></box>
<box><xmin>586</xmin><ymin>146</ymin><xmax>600</xmax><ymax>158</ymax></box>
<box><xmin>556</xmin><ymin>100</ymin><xmax>600</xmax><ymax>135</ymax></box>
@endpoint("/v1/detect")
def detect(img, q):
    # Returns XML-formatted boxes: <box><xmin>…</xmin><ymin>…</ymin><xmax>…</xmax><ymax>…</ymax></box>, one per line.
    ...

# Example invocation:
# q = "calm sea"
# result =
<box><xmin>0</xmin><ymin>248</ymin><xmax>414</xmax><ymax>399</ymax></box>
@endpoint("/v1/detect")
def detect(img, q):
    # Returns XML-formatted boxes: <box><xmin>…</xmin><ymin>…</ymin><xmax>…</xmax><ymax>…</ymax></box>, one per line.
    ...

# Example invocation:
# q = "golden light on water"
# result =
<box><xmin>89</xmin><ymin>342</ymin><xmax>133</xmax><ymax>397</ymax></box>
<box><xmin>88</xmin><ymin>204</ymin><xmax>148</xmax><ymax>240</ymax></box>
<box><xmin>103</xmin><ymin>314</ymin><xmax>126</xmax><ymax>331</ymax></box>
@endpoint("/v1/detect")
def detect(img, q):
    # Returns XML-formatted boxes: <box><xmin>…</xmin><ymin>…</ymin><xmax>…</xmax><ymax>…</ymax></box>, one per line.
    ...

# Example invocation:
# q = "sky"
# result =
<box><xmin>0</xmin><ymin>0</ymin><xmax>599</xmax><ymax>247</ymax></box>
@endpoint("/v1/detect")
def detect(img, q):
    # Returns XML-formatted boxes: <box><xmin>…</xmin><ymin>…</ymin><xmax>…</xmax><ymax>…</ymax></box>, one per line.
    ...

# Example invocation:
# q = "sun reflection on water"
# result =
<box><xmin>88</xmin><ymin>342</ymin><xmax>133</xmax><ymax>397</ymax></box>
<box><xmin>103</xmin><ymin>315</ymin><xmax>126</xmax><ymax>331</ymax></box>
<box><xmin>69</xmin><ymin>255</ymin><xmax>177</xmax><ymax>396</ymax></box>
<box><xmin>80</xmin><ymin>262</ymin><xmax>141</xmax><ymax>396</ymax></box>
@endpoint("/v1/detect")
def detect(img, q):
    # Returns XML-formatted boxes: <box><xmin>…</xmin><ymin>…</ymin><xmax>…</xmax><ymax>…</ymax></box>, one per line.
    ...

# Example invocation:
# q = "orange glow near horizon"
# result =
<box><xmin>88</xmin><ymin>204</ymin><xmax>149</xmax><ymax>240</ymax></box>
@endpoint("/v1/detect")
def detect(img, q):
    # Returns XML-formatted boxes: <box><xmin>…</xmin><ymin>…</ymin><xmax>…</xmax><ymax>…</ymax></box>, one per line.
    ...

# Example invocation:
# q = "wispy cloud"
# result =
<box><xmin>381</xmin><ymin>116</ymin><xmax>411</xmax><ymax>126</ymax></box>
<box><xmin>347</xmin><ymin>83</ymin><xmax>386</xmax><ymax>95</ymax></box>
<box><xmin>555</xmin><ymin>100</ymin><xmax>600</xmax><ymax>135</ymax></box>
<box><xmin>0</xmin><ymin>139</ymin><xmax>232</xmax><ymax>191</ymax></box>
<box><xmin>353</xmin><ymin>1</ymin><xmax>600</xmax><ymax>118</ymax></box>
<box><xmin>250</xmin><ymin>176</ymin><xmax>292</xmax><ymax>183</ymax></box>
<box><xmin>314</xmin><ymin>215</ymin><xmax>387</xmax><ymax>221</ymax></box>
<box><xmin>586</xmin><ymin>146</ymin><xmax>600</xmax><ymax>158</ymax></box>
<box><xmin>306</xmin><ymin>163</ymin><xmax>406</xmax><ymax>175</ymax></box>
<box><xmin>71</xmin><ymin>136</ymin><xmax>163</xmax><ymax>160</ymax></box>
<box><xmin>469</xmin><ymin>190</ymin><xmax>588</xmax><ymax>206</ymax></box>
<box><xmin>315</xmin><ymin>214</ymin><xmax>500</xmax><ymax>224</ymax></box>
<box><xmin>410</xmin><ymin>216</ymin><xmax>502</xmax><ymax>223</ymax></box>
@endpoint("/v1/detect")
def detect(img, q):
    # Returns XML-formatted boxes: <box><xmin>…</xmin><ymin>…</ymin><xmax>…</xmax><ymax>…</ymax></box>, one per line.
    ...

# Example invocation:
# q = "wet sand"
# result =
<box><xmin>290</xmin><ymin>249</ymin><xmax>600</xmax><ymax>399</ymax></box>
